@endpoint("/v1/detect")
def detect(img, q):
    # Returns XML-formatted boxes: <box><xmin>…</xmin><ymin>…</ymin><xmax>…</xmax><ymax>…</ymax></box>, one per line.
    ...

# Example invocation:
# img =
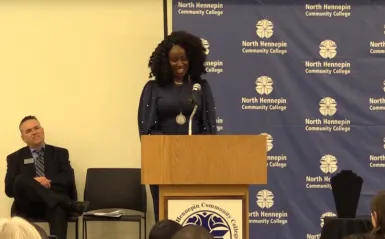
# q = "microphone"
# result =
<box><xmin>189</xmin><ymin>83</ymin><xmax>201</xmax><ymax>136</ymax></box>
<box><xmin>190</xmin><ymin>83</ymin><xmax>202</xmax><ymax>106</ymax></box>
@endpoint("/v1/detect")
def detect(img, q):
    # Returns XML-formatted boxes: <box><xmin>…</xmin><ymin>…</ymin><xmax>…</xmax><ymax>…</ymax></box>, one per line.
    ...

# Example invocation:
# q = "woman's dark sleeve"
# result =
<box><xmin>138</xmin><ymin>80</ymin><xmax>163</xmax><ymax>138</ymax></box>
<box><xmin>199</xmin><ymin>80</ymin><xmax>217</xmax><ymax>135</ymax></box>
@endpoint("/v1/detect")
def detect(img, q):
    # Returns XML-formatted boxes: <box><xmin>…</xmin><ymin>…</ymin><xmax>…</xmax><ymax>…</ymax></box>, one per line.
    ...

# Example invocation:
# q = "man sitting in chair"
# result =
<box><xmin>4</xmin><ymin>115</ymin><xmax>89</xmax><ymax>239</ymax></box>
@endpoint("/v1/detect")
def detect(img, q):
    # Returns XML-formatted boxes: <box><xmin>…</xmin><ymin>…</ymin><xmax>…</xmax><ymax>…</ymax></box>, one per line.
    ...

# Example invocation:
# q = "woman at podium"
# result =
<box><xmin>138</xmin><ymin>30</ymin><xmax>217</xmax><ymax>222</ymax></box>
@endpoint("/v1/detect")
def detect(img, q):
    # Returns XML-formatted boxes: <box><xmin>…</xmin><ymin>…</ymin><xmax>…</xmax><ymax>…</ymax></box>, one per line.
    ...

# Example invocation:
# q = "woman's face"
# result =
<box><xmin>168</xmin><ymin>45</ymin><xmax>189</xmax><ymax>80</ymax></box>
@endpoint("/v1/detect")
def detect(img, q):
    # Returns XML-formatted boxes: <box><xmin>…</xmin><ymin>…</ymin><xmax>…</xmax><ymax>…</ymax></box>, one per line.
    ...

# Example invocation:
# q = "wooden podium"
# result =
<box><xmin>141</xmin><ymin>135</ymin><xmax>267</xmax><ymax>239</ymax></box>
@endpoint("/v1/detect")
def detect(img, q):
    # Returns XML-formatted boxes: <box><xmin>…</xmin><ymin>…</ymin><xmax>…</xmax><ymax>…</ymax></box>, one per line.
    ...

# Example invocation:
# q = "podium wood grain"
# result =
<box><xmin>141</xmin><ymin>135</ymin><xmax>267</xmax><ymax>185</ymax></box>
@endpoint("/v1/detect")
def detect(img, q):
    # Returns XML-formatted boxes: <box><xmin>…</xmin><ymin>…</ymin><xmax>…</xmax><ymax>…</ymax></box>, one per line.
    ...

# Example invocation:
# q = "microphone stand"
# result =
<box><xmin>188</xmin><ymin>105</ymin><xmax>198</xmax><ymax>136</ymax></box>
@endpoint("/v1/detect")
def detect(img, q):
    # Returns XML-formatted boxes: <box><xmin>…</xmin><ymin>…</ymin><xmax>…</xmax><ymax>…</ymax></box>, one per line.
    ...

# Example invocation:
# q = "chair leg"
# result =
<box><xmin>139</xmin><ymin>220</ymin><xmax>142</xmax><ymax>239</ymax></box>
<box><xmin>144</xmin><ymin>216</ymin><xmax>147</xmax><ymax>239</ymax></box>
<box><xmin>75</xmin><ymin>221</ymin><xmax>79</xmax><ymax>239</ymax></box>
<box><xmin>82</xmin><ymin>221</ymin><xmax>87</xmax><ymax>239</ymax></box>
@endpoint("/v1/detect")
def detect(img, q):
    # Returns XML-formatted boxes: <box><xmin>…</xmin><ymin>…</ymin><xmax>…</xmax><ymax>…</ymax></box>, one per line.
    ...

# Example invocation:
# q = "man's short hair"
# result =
<box><xmin>149</xmin><ymin>219</ymin><xmax>183</xmax><ymax>239</ymax></box>
<box><xmin>170</xmin><ymin>225</ymin><xmax>213</xmax><ymax>239</ymax></box>
<box><xmin>19</xmin><ymin>115</ymin><xmax>38</xmax><ymax>130</ymax></box>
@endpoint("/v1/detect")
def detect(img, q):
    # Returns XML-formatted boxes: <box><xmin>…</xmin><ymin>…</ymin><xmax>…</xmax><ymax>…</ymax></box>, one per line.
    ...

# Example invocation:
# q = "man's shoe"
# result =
<box><xmin>68</xmin><ymin>201</ymin><xmax>90</xmax><ymax>215</ymax></box>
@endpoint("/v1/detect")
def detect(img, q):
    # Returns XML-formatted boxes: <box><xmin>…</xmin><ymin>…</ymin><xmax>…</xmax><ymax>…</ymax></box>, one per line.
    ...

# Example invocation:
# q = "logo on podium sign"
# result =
<box><xmin>167</xmin><ymin>199</ymin><xmax>242</xmax><ymax>239</ymax></box>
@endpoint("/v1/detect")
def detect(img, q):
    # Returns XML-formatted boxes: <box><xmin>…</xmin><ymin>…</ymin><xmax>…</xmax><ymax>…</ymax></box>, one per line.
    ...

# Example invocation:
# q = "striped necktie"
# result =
<box><xmin>35</xmin><ymin>150</ymin><xmax>45</xmax><ymax>177</ymax></box>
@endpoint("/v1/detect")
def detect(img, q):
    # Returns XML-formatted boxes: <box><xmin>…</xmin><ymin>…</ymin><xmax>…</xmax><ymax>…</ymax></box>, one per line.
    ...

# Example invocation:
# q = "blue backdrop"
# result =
<box><xmin>170</xmin><ymin>0</ymin><xmax>385</xmax><ymax>238</ymax></box>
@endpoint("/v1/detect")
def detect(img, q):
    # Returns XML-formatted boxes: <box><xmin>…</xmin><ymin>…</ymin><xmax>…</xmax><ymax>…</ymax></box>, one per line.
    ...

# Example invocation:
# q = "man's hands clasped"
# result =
<box><xmin>34</xmin><ymin>177</ymin><xmax>51</xmax><ymax>189</ymax></box>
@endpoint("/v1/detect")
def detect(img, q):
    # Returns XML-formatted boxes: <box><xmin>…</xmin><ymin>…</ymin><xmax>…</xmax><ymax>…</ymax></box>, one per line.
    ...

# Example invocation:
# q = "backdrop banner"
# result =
<box><xmin>170</xmin><ymin>0</ymin><xmax>385</xmax><ymax>238</ymax></box>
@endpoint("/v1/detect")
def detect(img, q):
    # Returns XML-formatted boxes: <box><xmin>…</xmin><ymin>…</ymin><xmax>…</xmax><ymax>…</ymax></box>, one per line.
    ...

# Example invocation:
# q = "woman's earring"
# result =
<box><xmin>188</xmin><ymin>75</ymin><xmax>191</xmax><ymax>83</ymax></box>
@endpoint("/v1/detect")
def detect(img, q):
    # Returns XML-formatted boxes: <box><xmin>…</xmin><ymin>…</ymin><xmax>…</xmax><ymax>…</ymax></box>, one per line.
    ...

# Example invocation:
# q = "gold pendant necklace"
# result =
<box><xmin>175</xmin><ymin>80</ymin><xmax>186</xmax><ymax>125</ymax></box>
<box><xmin>176</xmin><ymin>112</ymin><xmax>186</xmax><ymax>125</ymax></box>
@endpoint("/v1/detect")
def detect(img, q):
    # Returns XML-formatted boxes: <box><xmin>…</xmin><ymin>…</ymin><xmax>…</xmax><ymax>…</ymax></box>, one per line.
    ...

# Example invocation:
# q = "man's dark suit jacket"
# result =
<box><xmin>4</xmin><ymin>144</ymin><xmax>74</xmax><ymax>199</ymax></box>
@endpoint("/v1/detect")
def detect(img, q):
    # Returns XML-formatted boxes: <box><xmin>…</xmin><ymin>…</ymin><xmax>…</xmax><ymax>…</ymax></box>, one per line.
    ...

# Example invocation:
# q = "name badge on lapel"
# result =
<box><xmin>24</xmin><ymin>158</ymin><xmax>34</xmax><ymax>164</ymax></box>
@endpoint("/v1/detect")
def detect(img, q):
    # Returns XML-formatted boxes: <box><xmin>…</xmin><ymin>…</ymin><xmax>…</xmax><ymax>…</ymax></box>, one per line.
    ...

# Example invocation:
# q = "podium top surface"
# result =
<box><xmin>141</xmin><ymin>135</ymin><xmax>267</xmax><ymax>185</ymax></box>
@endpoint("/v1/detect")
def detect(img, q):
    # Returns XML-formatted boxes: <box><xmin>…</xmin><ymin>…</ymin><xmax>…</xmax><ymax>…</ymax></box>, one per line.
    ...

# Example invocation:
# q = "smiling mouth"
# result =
<box><xmin>176</xmin><ymin>68</ymin><xmax>185</xmax><ymax>74</ymax></box>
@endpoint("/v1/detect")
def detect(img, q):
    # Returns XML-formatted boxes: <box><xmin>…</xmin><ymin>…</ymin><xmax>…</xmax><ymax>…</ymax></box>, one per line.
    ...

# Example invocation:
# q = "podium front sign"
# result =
<box><xmin>167</xmin><ymin>199</ymin><xmax>243</xmax><ymax>239</ymax></box>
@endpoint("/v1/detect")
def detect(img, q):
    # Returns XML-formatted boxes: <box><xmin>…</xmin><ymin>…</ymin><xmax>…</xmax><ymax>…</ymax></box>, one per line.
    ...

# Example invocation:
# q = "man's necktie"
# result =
<box><xmin>35</xmin><ymin>150</ymin><xmax>45</xmax><ymax>177</ymax></box>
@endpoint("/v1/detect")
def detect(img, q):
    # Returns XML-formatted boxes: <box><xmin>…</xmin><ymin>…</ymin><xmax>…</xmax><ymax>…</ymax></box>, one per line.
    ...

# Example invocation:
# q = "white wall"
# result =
<box><xmin>0</xmin><ymin>1</ymin><xmax>165</xmax><ymax>238</ymax></box>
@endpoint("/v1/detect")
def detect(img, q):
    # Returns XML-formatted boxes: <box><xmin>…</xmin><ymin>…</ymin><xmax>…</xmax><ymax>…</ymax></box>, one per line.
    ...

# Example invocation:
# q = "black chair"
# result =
<box><xmin>11</xmin><ymin>170</ymin><xmax>80</xmax><ymax>239</ymax></box>
<box><xmin>82</xmin><ymin>168</ymin><xmax>147</xmax><ymax>239</ymax></box>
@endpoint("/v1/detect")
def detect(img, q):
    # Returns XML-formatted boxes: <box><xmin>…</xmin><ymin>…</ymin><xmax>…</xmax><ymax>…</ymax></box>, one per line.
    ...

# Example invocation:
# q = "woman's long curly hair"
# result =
<box><xmin>370</xmin><ymin>191</ymin><xmax>385</xmax><ymax>236</ymax></box>
<box><xmin>148</xmin><ymin>31</ymin><xmax>207</xmax><ymax>86</ymax></box>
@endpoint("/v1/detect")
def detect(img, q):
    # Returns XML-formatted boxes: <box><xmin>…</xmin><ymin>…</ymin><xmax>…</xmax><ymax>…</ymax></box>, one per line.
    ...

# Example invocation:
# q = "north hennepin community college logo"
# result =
<box><xmin>201</xmin><ymin>38</ymin><xmax>210</xmax><ymax>55</ymax></box>
<box><xmin>183</xmin><ymin>211</ymin><xmax>231</xmax><ymax>239</ymax></box>
<box><xmin>175</xmin><ymin>202</ymin><xmax>239</xmax><ymax>239</ymax></box>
